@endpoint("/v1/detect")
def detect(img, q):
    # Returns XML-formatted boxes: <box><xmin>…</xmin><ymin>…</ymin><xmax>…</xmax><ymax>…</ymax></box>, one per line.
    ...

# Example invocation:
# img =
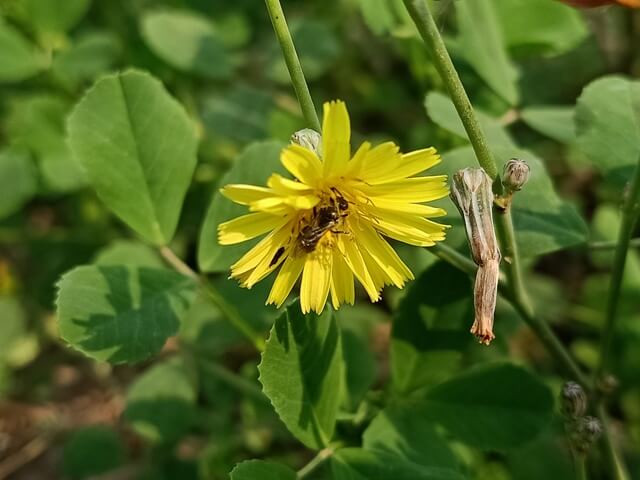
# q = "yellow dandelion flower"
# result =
<box><xmin>218</xmin><ymin>100</ymin><xmax>449</xmax><ymax>314</ymax></box>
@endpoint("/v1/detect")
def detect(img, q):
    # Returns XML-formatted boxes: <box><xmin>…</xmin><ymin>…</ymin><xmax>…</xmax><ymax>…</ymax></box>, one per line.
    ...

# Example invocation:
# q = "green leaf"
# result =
<box><xmin>62</xmin><ymin>426</ymin><xmax>125</xmax><ymax>479</ymax></box>
<box><xmin>68</xmin><ymin>70</ymin><xmax>198</xmax><ymax>244</ymax></box>
<box><xmin>0</xmin><ymin>18</ymin><xmax>47</xmax><ymax>83</ymax></box>
<box><xmin>230</xmin><ymin>460</ymin><xmax>297</xmax><ymax>480</ymax></box>
<box><xmin>198</xmin><ymin>140</ymin><xmax>286</xmax><ymax>272</ymax></box>
<box><xmin>341</xmin><ymin>327</ymin><xmax>376</xmax><ymax>410</ymax></box>
<box><xmin>7</xmin><ymin>95</ymin><xmax>86</xmax><ymax>192</ymax></box>
<box><xmin>20</xmin><ymin>0</ymin><xmax>91</xmax><ymax>33</ymax></box>
<box><xmin>363</xmin><ymin>406</ymin><xmax>459</xmax><ymax>470</ymax></box>
<box><xmin>201</xmin><ymin>85</ymin><xmax>275</xmax><ymax>144</ymax></box>
<box><xmin>425</xmin><ymin>91</ymin><xmax>516</xmax><ymax>148</ymax></box>
<box><xmin>391</xmin><ymin>262</ymin><xmax>471</xmax><ymax>394</ymax></box>
<box><xmin>575</xmin><ymin>75</ymin><xmax>640</xmax><ymax>189</ymax></box>
<box><xmin>93</xmin><ymin>240</ymin><xmax>165</xmax><ymax>268</ymax></box>
<box><xmin>493</xmin><ymin>0</ymin><xmax>588</xmax><ymax>57</ymax></box>
<box><xmin>124</xmin><ymin>356</ymin><xmax>196</xmax><ymax>443</ymax></box>
<box><xmin>56</xmin><ymin>265</ymin><xmax>197</xmax><ymax>364</ymax></box>
<box><xmin>268</xmin><ymin>20</ymin><xmax>340</xmax><ymax>84</ymax></box>
<box><xmin>258</xmin><ymin>302</ymin><xmax>344</xmax><ymax>449</ymax></box>
<box><xmin>140</xmin><ymin>9</ymin><xmax>232</xmax><ymax>79</ymax></box>
<box><xmin>433</xmin><ymin>146</ymin><xmax>588</xmax><ymax>257</ymax></box>
<box><xmin>52</xmin><ymin>31</ymin><xmax>121</xmax><ymax>89</ymax></box>
<box><xmin>0</xmin><ymin>149</ymin><xmax>37</xmax><ymax>219</ymax></box>
<box><xmin>521</xmin><ymin>106</ymin><xmax>576</xmax><ymax>144</ymax></box>
<box><xmin>455</xmin><ymin>0</ymin><xmax>519</xmax><ymax>105</ymax></box>
<box><xmin>332</xmin><ymin>449</ymin><xmax>464</xmax><ymax>480</ymax></box>
<box><xmin>417</xmin><ymin>362</ymin><xmax>554</xmax><ymax>450</ymax></box>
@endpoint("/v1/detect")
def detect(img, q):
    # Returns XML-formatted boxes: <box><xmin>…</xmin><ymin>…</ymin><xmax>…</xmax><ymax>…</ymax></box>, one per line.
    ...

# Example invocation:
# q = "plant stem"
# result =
<box><xmin>573</xmin><ymin>453</ymin><xmax>588</xmax><ymax>480</ymax></box>
<box><xmin>264</xmin><ymin>0</ymin><xmax>321</xmax><ymax>132</ymax></box>
<box><xmin>297</xmin><ymin>447</ymin><xmax>334</xmax><ymax>479</ymax></box>
<box><xmin>403</xmin><ymin>0</ymin><xmax>591</xmax><ymax>387</ymax></box>
<box><xmin>401</xmin><ymin>0</ymin><xmax>499</xmax><ymax>181</ymax></box>
<box><xmin>198</xmin><ymin>357</ymin><xmax>268</xmax><ymax>404</ymax></box>
<box><xmin>597</xmin><ymin>404</ymin><xmax>631</xmax><ymax>480</ymax></box>
<box><xmin>159</xmin><ymin>247</ymin><xmax>265</xmax><ymax>352</ymax></box>
<box><xmin>596</xmin><ymin>156</ymin><xmax>640</xmax><ymax>380</ymax></box>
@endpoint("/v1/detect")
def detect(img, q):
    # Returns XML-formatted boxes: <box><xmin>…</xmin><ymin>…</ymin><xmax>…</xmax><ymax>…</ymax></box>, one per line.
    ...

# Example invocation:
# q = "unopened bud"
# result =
<box><xmin>572</xmin><ymin>416</ymin><xmax>602</xmax><ymax>455</ymax></box>
<box><xmin>502</xmin><ymin>158</ymin><xmax>530</xmax><ymax>193</ymax></box>
<box><xmin>450</xmin><ymin>168</ymin><xmax>501</xmax><ymax>345</ymax></box>
<box><xmin>291</xmin><ymin>129</ymin><xmax>322</xmax><ymax>157</ymax></box>
<box><xmin>561</xmin><ymin>382</ymin><xmax>588</xmax><ymax>418</ymax></box>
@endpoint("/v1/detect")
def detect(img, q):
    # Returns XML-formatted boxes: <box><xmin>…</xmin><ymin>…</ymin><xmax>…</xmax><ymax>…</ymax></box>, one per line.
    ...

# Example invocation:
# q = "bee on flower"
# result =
<box><xmin>218</xmin><ymin>101</ymin><xmax>449</xmax><ymax>313</ymax></box>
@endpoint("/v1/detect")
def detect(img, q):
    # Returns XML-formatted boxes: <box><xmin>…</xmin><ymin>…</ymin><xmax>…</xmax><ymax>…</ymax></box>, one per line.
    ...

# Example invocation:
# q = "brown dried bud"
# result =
<box><xmin>450</xmin><ymin>168</ymin><xmax>501</xmax><ymax>345</ymax></box>
<box><xmin>561</xmin><ymin>382</ymin><xmax>588</xmax><ymax>418</ymax></box>
<box><xmin>502</xmin><ymin>158</ymin><xmax>530</xmax><ymax>193</ymax></box>
<box><xmin>291</xmin><ymin>128</ymin><xmax>322</xmax><ymax>157</ymax></box>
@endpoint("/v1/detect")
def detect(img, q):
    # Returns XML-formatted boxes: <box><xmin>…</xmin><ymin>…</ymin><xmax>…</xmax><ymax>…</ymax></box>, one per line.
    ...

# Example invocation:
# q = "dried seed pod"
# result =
<box><xmin>561</xmin><ymin>382</ymin><xmax>588</xmax><ymax>418</ymax></box>
<box><xmin>291</xmin><ymin>128</ymin><xmax>322</xmax><ymax>157</ymax></box>
<box><xmin>450</xmin><ymin>168</ymin><xmax>501</xmax><ymax>345</ymax></box>
<box><xmin>503</xmin><ymin>158</ymin><xmax>530</xmax><ymax>193</ymax></box>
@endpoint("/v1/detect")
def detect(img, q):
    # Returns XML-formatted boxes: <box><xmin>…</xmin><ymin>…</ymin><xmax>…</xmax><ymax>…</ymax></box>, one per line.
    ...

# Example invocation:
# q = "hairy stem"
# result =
<box><xmin>264</xmin><ymin>0</ymin><xmax>321</xmax><ymax>132</ymax></box>
<box><xmin>159</xmin><ymin>247</ymin><xmax>265</xmax><ymax>351</ymax></box>
<box><xmin>596</xmin><ymin>156</ymin><xmax>640</xmax><ymax>380</ymax></box>
<box><xmin>401</xmin><ymin>0</ymin><xmax>499</xmax><ymax>181</ymax></box>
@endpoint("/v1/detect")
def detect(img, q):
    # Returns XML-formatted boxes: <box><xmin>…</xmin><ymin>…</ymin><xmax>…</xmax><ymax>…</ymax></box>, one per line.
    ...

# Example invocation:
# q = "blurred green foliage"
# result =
<box><xmin>0</xmin><ymin>0</ymin><xmax>639</xmax><ymax>479</ymax></box>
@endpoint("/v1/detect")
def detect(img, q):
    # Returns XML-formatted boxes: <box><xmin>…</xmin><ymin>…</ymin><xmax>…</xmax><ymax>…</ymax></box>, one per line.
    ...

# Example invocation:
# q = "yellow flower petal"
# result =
<box><xmin>281</xmin><ymin>144</ymin><xmax>323</xmax><ymax>186</ymax></box>
<box><xmin>219</xmin><ymin>213</ymin><xmax>286</xmax><ymax>245</ymax></box>
<box><xmin>322</xmin><ymin>100</ymin><xmax>351</xmax><ymax>177</ymax></box>
<box><xmin>360</xmin><ymin>175</ymin><xmax>449</xmax><ymax>203</ymax></box>
<box><xmin>330</xmin><ymin>249</ymin><xmax>355</xmax><ymax>309</ymax></box>
<box><xmin>348</xmin><ymin>142</ymin><xmax>402</xmax><ymax>185</ymax></box>
<box><xmin>300</xmin><ymin>245</ymin><xmax>332</xmax><ymax>314</ymax></box>
<box><xmin>267</xmin><ymin>255</ymin><xmax>305</xmax><ymax>308</ymax></box>
<box><xmin>267</xmin><ymin>174</ymin><xmax>315</xmax><ymax>194</ymax></box>
<box><xmin>366</xmin><ymin>198</ymin><xmax>447</xmax><ymax>217</ymax></box>
<box><xmin>372</xmin><ymin>211</ymin><xmax>448</xmax><ymax>246</ymax></box>
<box><xmin>365</xmin><ymin>148</ymin><xmax>441</xmax><ymax>185</ymax></box>
<box><xmin>353</xmin><ymin>222</ymin><xmax>413</xmax><ymax>288</ymax></box>
<box><xmin>337</xmin><ymin>234</ymin><xmax>381</xmax><ymax>302</ymax></box>
<box><xmin>220</xmin><ymin>184</ymin><xmax>274</xmax><ymax>205</ymax></box>
<box><xmin>243</xmin><ymin>227</ymin><xmax>294</xmax><ymax>288</ymax></box>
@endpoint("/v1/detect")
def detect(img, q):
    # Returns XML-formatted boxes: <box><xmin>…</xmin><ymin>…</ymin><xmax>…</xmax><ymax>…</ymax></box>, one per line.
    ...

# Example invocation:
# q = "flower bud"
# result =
<box><xmin>450</xmin><ymin>168</ymin><xmax>501</xmax><ymax>345</ymax></box>
<box><xmin>561</xmin><ymin>382</ymin><xmax>588</xmax><ymax>418</ymax></box>
<box><xmin>291</xmin><ymin>129</ymin><xmax>322</xmax><ymax>157</ymax></box>
<box><xmin>502</xmin><ymin>158</ymin><xmax>530</xmax><ymax>193</ymax></box>
<box><xmin>572</xmin><ymin>416</ymin><xmax>603</xmax><ymax>454</ymax></box>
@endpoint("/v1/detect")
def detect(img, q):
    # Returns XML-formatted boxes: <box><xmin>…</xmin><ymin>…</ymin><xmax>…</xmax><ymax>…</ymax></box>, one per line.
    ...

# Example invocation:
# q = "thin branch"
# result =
<box><xmin>588</xmin><ymin>238</ymin><xmax>640</xmax><ymax>251</ymax></box>
<box><xmin>198</xmin><ymin>357</ymin><xmax>268</xmax><ymax>404</ymax></box>
<box><xmin>264</xmin><ymin>0</ymin><xmax>321</xmax><ymax>132</ymax></box>
<box><xmin>297</xmin><ymin>447</ymin><xmax>334</xmax><ymax>479</ymax></box>
<box><xmin>159</xmin><ymin>247</ymin><xmax>265</xmax><ymax>352</ymax></box>
<box><xmin>596</xmin><ymin>156</ymin><xmax>640</xmax><ymax>379</ymax></box>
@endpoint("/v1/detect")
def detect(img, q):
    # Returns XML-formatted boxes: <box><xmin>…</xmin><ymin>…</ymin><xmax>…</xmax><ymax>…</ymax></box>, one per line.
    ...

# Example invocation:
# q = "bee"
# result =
<box><xmin>268</xmin><ymin>190</ymin><xmax>350</xmax><ymax>266</ymax></box>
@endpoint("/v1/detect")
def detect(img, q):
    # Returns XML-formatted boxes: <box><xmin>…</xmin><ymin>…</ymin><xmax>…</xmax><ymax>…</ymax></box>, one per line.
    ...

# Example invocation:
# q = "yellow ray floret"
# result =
<box><xmin>217</xmin><ymin>100</ymin><xmax>449</xmax><ymax>314</ymax></box>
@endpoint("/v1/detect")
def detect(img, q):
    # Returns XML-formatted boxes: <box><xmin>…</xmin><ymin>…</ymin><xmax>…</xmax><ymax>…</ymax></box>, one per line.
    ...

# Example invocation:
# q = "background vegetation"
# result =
<box><xmin>0</xmin><ymin>0</ymin><xmax>639</xmax><ymax>479</ymax></box>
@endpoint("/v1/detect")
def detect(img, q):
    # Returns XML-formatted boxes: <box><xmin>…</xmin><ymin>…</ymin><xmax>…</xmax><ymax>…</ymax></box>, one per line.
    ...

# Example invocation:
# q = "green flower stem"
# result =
<box><xmin>159</xmin><ymin>247</ymin><xmax>265</xmax><ymax>352</ymax></box>
<box><xmin>297</xmin><ymin>447</ymin><xmax>335</xmax><ymax>479</ymax></box>
<box><xmin>596</xmin><ymin>155</ymin><xmax>640</xmax><ymax>380</ymax></box>
<box><xmin>264</xmin><ymin>0</ymin><xmax>321</xmax><ymax>132</ymax></box>
<box><xmin>401</xmin><ymin>0</ymin><xmax>499</xmax><ymax>181</ymax></box>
